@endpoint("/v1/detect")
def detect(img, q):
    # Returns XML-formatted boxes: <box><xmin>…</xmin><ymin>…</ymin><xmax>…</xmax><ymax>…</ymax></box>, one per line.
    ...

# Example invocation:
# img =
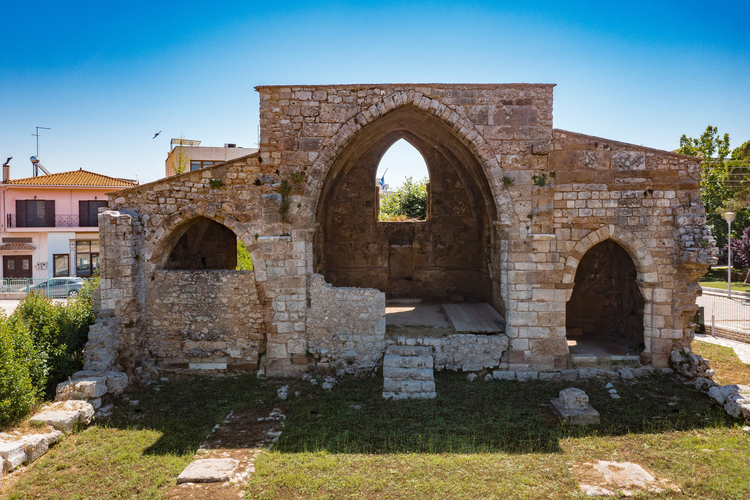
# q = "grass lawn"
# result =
<box><xmin>700</xmin><ymin>267</ymin><xmax>750</xmax><ymax>293</ymax></box>
<box><xmin>2</xmin><ymin>371</ymin><xmax>749</xmax><ymax>499</ymax></box>
<box><xmin>693</xmin><ymin>341</ymin><xmax>750</xmax><ymax>387</ymax></box>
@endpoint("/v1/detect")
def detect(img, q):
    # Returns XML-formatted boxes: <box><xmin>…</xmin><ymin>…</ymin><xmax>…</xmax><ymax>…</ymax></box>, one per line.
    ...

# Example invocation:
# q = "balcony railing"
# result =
<box><xmin>6</xmin><ymin>214</ymin><xmax>98</xmax><ymax>228</ymax></box>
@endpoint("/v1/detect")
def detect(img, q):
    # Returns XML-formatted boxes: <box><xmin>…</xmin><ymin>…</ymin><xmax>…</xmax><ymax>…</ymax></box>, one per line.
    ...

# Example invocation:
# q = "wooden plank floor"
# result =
<box><xmin>441</xmin><ymin>303</ymin><xmax>506</xmax><ymax>333</ymax></box>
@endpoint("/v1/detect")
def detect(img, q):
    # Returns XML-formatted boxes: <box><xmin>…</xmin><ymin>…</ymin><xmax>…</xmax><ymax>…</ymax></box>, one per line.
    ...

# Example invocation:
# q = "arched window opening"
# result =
<box><xmin>164</xmin><ymin>217</ymin><xmax>238</xmax><ymax>270</ymax></box>
<box><xmin>377</xmin><ymin>139</ymin><xmax>430</xmax><ymax>221</ymax></box>
<box><xmin>566</xmin><ymin>239</ymin><xmax>644</xmax><ymax>357</ymax></box>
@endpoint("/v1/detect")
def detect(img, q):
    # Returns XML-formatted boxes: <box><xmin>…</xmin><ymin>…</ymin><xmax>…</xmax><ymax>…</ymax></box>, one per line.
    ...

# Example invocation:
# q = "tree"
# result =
<box><xmin>730</xmin><ymin>226</ymin><xmax>750</xmax><ymax>282</ymax></box>
<box><xmin>379</xmin><ymin>177</ymin><xmax>428</xmax><ymax>221</ymax></box>
<box><xmin>732</xmin><ymin>139</ymin><xmax>750</xmax><ymax>161</ymax></box>
<box><xmin>679</xmin><ymin>125</ymin><xmax>750</xmax><ymax>248</ymax></box>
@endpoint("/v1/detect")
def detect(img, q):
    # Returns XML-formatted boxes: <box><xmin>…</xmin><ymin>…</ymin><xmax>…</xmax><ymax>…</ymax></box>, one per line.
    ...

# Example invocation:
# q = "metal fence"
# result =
<box><xmin>0</xmin><ymin>278</ymin><xmax>96</xmax><ymax>298</ymax></box>
<box><xmin>6</xmin><ymin>214</ymin><xmax>99</xmax><ymax>228</ymax></box>
<box><xmin>697</xmin><ymin>288</ymin><xmax>750</xmax><ymax>333</ymax></box>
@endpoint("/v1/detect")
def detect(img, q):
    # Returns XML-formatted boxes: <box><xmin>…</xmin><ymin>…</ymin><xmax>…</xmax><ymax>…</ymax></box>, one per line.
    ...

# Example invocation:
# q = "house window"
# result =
<box><xmin>190</xmin><ymin>160</ymin><xmax>223</xmax><ymax>171</ymax></box>
<box><xmin>76</xmin><ymin>240</ymin><xmax>99</xmax><ymax>277</ymax></box>
<box><xmin>15</xmin><ymin>200</ymin><xmax>55</xmax><ymax>227</ymax></box>
<box><xmin>54</xmin><ymin>254</ymin><xmax>70</xmax><ymax>277</ymax></box>
<box><xmin>78</xmin><ymin>200</ymin><xmax>108</xmax><ymax>227</ymax></box>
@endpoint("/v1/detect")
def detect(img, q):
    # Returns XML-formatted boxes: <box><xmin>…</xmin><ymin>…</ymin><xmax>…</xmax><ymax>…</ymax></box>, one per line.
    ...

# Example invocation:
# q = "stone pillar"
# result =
<box><xmin>86</xmin><ymin>210</ymin><xmax>142</xmax><ymax>372</ymax></box>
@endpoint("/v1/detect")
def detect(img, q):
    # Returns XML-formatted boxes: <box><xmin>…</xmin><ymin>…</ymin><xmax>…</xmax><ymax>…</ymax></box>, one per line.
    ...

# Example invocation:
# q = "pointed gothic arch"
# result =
<box><xmin>312</xmin><ymin>104</ymin><xmax>500</xmax><ymax>302</ymax></box>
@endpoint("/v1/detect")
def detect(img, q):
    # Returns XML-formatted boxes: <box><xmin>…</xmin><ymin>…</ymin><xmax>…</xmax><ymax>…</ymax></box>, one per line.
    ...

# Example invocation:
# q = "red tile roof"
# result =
<box><xmin>6</xmin><ymin>169</ymin><xmax>137</xmax><ymax>187</ymax></box>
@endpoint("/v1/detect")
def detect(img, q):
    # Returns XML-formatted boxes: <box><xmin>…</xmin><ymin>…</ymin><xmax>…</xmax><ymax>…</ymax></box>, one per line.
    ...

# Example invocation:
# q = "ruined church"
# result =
<box><xmin>84</xmin><ymin>84</ymin><xmax>716</xmax><ymax>384</ymax></box>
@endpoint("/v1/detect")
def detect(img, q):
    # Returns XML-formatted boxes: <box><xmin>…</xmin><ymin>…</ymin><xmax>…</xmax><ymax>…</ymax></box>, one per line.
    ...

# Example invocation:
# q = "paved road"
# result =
<box><xmin>697</xmin><ymin>293</ymin><xmax>750</xmax><ymax>331</ymax></box>
<box><xmin>694</xmin><ymin>333</ymin><xmax>750</xmax><ymax>365</ymax></box>
<box><xmin>0</xmin><ymin>298</ymin><xmax>67</xmax><ymax>317</ymax></box>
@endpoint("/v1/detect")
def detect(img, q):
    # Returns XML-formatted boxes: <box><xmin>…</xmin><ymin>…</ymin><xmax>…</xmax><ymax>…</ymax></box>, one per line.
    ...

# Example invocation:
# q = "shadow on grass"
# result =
<box><xmin>100</xmin><ymin>369</ymin><xmax>737</xmax><ymax>458</ymax></box>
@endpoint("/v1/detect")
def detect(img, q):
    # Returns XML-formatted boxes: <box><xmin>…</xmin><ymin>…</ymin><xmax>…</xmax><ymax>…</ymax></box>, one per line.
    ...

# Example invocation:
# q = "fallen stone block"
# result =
<box><xmin>725</xmin><ymin>384</ymin><xmax>750</xmax><ymax>396</ymax></box>
<box><xmin>561</xmin><ymin>369</ymin><xmax>578</xmax><ymax>381</ymax></box>
<box><xmin>551</xmin><ymin>388</ymin><xmax>600</xmax><ymax>426</ymax></box>
<box><xmin>21</xmin><ymin>435</ymin><xmax>49</xmax><ymax>463</ymax></box>
<box><xmin>740</xmin><ymin>403</ymin><xmax>750</xmax><ymax>421</ymax></box>
<box><xmin>0</xmin><ymin>441</ymin><xmax>26</xmax><ymax>471</ymax></box>
<box><xmin>73</xmin><ymin>377</ymin><xmax>108</xmax><ymax>398</ymax></box>
<box><xmin>177</xmin><ymin>458</ymin><xmax>240</xmax><ymax>484</ymax></box>
<box><xmin>104</xmin><ymin>372</ymin><xmax>128</xmax><ymax>394</ymax></box>
<box><xmin>54</xmin><ymin>381</ymin><xmax>88</xmax><ymax>401</ymax></box>
<box><xmin>62</xmin><ymin>401</ymin><xmax>95</xmax><ymax>424</ymax></box>
<box><xmin>577</xmin><ymin>368</ymin><xmax>603</xmax><ymax>379</ymax></box>
<box><xmin>559</xmin><ymin>388</ymin><xmax>589</xmax><ymax>410</ymax></box>
<box><xmin>30</xmin><ymin>410</ymin><xmax>79</xmax><ymax>433</ymax></box>
<box><xmin>633</xmin><ymin>366</ymin><xmax>655</xmax><ymax>378</ymax></box>
<box><xmin>38</xmin><ymin>429</ymin><xmax>63</xmax><ymax>446</ymax></box>
<box><xmin>708</xmin><ymin>386</ymin><xmax>728</xmax><ymax>405</ymax></box>
<box><xmin>516</xmin><ymin>371</ymin><xmax>538</xmax><ymax>382</ymax></box>
<box><xmin>492</xmin><ymin>370</ymin><xmax>515</xmax><ymax>380</ymax></box>
<box><xmin>724</xmin><ymin>394</ymin><xmax>750</xmax><ymax>419</ymax></box>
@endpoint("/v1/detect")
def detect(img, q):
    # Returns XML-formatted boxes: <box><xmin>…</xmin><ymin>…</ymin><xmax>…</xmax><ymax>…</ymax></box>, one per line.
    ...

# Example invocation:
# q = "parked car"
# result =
<box><xmin>28</xmin><ymin>277</ymin><xmax>85</xmax><ymax>298</ymax></box>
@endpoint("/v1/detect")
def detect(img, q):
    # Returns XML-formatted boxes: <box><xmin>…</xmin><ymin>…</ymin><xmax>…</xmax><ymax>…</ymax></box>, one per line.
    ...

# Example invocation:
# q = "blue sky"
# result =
<box><xmin>1</xmin><ymin>1</ymin><xmax>749</xmax><ymax>187</ymax></box>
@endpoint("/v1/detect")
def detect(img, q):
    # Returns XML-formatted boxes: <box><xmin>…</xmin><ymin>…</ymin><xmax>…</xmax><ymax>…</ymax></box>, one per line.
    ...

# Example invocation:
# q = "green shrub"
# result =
<box><xmin>10</xmin><ymin>277</ymin><xmax>98</xmax><ymax>398</ymax></box>
<box><xmin>0</xmin><ymin>316</ymin><xmax>46</xmax><ymax>427</ymax></box>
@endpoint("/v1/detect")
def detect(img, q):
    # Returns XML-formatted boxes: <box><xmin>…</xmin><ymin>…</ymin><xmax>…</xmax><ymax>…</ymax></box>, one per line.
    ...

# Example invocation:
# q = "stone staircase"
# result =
<box><xmin>382</xmin><ymin>345</ymin><xmax>436</xmax><ymax>399</ymax></box>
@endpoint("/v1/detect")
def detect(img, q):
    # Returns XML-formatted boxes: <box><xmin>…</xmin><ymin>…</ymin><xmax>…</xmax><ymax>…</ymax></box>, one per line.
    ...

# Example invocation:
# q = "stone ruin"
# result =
<box><xmin>82</xmin><ymin>83</ymin><xmax>717</xmax><ymax>384</ymax></box>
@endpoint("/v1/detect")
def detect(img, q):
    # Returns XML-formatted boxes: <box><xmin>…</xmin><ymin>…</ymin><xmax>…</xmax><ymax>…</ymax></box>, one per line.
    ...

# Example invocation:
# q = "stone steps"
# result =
<box><xmin>382</xmin><ymin>345</ymin><xmax>436</xmax><ymax>400</ymax></box>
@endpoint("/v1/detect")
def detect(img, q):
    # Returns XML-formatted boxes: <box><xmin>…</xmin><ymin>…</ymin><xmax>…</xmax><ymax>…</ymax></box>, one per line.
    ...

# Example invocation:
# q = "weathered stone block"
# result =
<box><xmin>21</xmin><ymin>435</ymin><xmax>48</xmax><ymax>463</ymax></box>
<box><xmin>559</xmin><ymin>388</ymin><xmax>589</xmax><ymax>410</ymax></box>
<box><xmin>29</xmin><ymin>411</ymin><xmax>79</xmax><ymax>433</ymax></box>
<box><xmin>177</xmin><ymin>458</ymin><xmax>240</xmax><ymax>484</ymax></box>
<box><xmin>0</xmin><ymin>441</ymin><xmax>26</xmax><ymax>471</ymax></box>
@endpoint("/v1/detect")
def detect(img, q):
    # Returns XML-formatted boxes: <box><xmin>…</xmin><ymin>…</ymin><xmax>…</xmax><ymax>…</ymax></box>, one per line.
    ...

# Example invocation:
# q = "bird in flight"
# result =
<box><xmin>153</xmin><ymin>131</ymin><xmax>161</xmax><ymax>139</ymax></box>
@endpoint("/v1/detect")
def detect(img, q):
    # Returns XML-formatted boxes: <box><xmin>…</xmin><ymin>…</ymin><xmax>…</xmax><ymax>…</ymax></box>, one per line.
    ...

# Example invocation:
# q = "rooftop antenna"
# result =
<box><xmin>31</xmin><ymin>126</ymin><xmax>50</xmax><ymax>177</ymax></box>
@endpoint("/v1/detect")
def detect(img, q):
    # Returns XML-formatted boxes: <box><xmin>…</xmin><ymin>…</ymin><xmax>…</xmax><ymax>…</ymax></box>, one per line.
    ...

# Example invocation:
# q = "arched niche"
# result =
<box><xmin>314</xmin><ymin>106</ymin><xmax>497</xmax><ymax>302</ymax></box>
<box><xmin>566</xmin><ymin>239</ymin><xmax>645</xmax><ymax>355</ymax></box>
<box><xmin>162</xmin><ymin>216</ymin><xmax>238</xmax><ymax>270</ymax></box>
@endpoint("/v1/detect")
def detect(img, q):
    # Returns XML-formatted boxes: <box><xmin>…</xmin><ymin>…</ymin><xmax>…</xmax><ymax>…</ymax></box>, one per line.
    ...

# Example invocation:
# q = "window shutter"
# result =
<box><xmin>79</xmin><ymin>200</ymin><xmax>89</xmax><ymax>227</ymax></box>
<box><xmin>45</xmin><ymin>200</ymin><xmax>55</xmax><ymax>227</ymax></box>
<box><xmin>15</xmin><ymin>200</ymin><xmax>26</xmax><ymax>227</ymax></box>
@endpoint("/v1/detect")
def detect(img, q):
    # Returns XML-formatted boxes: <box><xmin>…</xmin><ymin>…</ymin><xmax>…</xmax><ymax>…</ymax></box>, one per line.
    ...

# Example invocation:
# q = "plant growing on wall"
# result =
<box><xmin>172</xmin><ymin>135</ymin><xmax>190</xmax><ymax>175</ymax></box>
<box><xmin>532</xmin><ymin>171</ymin><xmax>555</xmax><ymax>188</ymax></box>
<box><xmin>276</xmin><ymin>171</ymin><xmax>306</xmax><ymax>224</ymax></box>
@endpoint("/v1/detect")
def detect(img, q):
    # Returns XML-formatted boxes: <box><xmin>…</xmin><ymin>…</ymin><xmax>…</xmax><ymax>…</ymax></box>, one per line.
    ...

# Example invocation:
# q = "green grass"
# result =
<box><xmin>693</xmin><ymin>341</ymin><xmax>750</xmax><ymax>386</ymax></box>
<box><xmin>3</xmin><ymin>372</ymin><xmax>750</xmax><ymax>499</ymax></box>
<box><xmin>700</xmin><ymin>267</ymin><xmax>750</xmax><ymax>292</ymax></box>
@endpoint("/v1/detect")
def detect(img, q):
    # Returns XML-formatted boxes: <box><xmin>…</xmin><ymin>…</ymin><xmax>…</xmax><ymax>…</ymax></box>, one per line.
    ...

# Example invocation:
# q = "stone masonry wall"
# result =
<box><xmin>145</xmin><ymin>270</ymin><xmax>265</xmax><ymax>372</ymax></box>
<box><xmin>307</xmin><ymin>274</ymin><xmax>386</xmax><ymax>373</ymax></box>
<box><xmin>388</xmin><ymin>334</ymin><xmax>510</xmax><ymax>372</ymax></box>
<box><xmin>95</xmin><ymin>84</ymin><xmax>716</xmax><ymax>377</ymax></box>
